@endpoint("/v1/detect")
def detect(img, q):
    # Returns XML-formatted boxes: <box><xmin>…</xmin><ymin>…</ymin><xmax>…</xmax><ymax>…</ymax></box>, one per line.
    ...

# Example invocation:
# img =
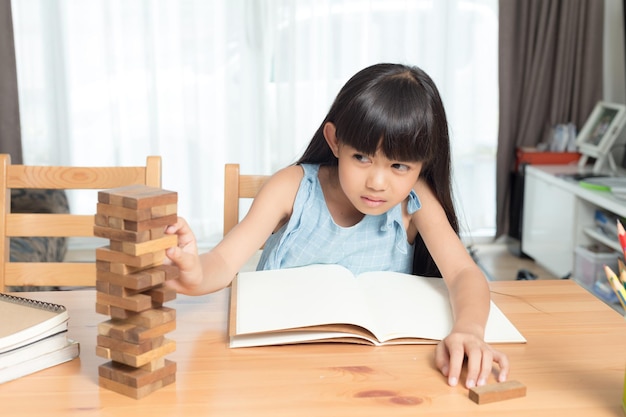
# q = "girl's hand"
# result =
<box><xmin>164</xmin><ymin>217</ymin><xmax>204</xmax><ymax>293</ymax></box>
<box><xmin>434</xmin><ymin>331</ymin><xmax>509</xmax><ymax>388</ymax></box>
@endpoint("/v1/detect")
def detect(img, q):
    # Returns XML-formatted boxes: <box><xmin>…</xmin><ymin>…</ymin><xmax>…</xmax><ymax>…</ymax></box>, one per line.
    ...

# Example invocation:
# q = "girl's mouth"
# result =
<box><xmin>361</xmin><ymin>196</ymin><xmax>386</xmax><ymax>208</ymax></box>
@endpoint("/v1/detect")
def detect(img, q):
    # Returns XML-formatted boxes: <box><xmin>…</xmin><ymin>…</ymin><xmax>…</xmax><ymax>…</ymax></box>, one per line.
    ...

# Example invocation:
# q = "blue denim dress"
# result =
<box><xmin>257</xmin><ymin>164</ymin><xmax>421</xmax><ymax>275</ymax></box>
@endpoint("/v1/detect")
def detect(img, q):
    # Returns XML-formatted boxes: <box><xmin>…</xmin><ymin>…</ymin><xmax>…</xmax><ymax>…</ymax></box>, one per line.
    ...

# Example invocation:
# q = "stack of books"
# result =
<box><xmin>0</xmin><ymin>293</ymin><xmax>80</xmax><ymax>384</ymax></box>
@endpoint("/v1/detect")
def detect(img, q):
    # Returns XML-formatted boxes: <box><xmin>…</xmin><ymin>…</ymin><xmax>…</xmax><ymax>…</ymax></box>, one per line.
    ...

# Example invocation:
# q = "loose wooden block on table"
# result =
<box><xmin>468</xmin><ymin>380</ymin><xmax>526</xmax><ymax>404</ymax></box>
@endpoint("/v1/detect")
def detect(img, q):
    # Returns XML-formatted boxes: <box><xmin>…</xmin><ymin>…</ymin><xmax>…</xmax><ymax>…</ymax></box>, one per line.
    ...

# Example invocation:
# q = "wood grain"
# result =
<box><xmin>3</xmin><ymin>281</ymin><xmax>626</xmax><ymax>415</ymax></box>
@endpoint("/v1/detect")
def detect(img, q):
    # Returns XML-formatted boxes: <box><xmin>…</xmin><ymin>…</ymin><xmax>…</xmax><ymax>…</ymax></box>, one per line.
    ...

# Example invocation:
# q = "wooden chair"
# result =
<box><xmin>0</xmin><ymin>154</ymin><xmax>162</xmax><ymax>292</ymax></box>
<box><xmin>223</xmin><ymin>164</ymin><xmax>270</xmax><ymax>236</ymax></box>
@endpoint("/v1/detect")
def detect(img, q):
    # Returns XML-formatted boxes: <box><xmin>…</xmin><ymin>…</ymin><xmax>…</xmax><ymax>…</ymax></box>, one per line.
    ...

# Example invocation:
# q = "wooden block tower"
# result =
<box><xmin>93</xmin><ymin>184</ymin><xmax>179</xmax><ymax>399</ymax></box>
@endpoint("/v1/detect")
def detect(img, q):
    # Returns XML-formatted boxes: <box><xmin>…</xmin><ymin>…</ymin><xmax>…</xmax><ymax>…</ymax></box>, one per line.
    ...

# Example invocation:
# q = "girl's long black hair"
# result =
<box><xmin>297</xmin><ymin>63</ymin><xmax>458</xmax><ymax>277</ymax></box>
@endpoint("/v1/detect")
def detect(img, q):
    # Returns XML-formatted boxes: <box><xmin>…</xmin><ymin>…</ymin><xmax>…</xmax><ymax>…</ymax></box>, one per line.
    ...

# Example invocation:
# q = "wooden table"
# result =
<box><xmin>2</xmin><ymin>280</ymin><xmax>626</xmax><ymax>416</ymax></box>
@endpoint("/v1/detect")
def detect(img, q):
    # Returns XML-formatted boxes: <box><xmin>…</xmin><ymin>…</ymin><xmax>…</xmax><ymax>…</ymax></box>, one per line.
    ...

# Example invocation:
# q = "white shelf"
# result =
<box><xmin>523</xmin><ymin>165</ymin><xmax>626</xmax><ymax>313</ymax></box>
<box><xmin>583</xmin><ymin>226</ymin><xmax>621</xmax><ymax>252</ymax></box>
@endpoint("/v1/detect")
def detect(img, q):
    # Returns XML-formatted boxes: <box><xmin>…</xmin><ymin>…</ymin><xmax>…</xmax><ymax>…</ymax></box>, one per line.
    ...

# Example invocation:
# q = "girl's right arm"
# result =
<box><xmin>165</xmin><ymin>165</ymin><xmax>304</xmax><ymax>295</ymax></box>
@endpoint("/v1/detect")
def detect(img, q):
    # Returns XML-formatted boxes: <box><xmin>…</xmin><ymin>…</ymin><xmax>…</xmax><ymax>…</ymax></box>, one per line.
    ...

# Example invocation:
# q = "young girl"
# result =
<box><xmin>165</xmin><ymin>63</ymin><xmax>509</xmax><ymax>389</ymax></box>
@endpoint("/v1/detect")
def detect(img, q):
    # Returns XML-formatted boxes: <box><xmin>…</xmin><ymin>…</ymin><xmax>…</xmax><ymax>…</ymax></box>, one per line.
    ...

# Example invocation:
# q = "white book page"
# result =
<box><xmin>358</xmin><ymin>272</ymin><xmax>453</xmax><ymax>342</ymax></box>
<box><xmin>235</xmin><ymin>264</ymin><xmax>378</xmax><ymax>336</ymax></box>
<box><xmin>234</xmin><ymin>265</ymin><xmax>526</xmax><ymax>345</ymax></box>
<box><xmin>358</xmin><ymin>271</ymin><xmax>526</xmax><ymax>343</ymax></box>
<box><xmin>484</xmin><ymin>302</ymin><xmax>526</xmax><ymax>343</ymax></box>
<box><xmin>230</xmin><ymin>330</ymin><xmax>371</xmax><ymax>348</ymax></box>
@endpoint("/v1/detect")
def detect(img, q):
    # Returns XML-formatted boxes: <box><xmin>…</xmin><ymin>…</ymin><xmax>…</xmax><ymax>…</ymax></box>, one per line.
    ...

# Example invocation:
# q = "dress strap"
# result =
<box><xmin>407</xmin><ymin>189</ymin><xmax>421</xmax><ymax>215</ymax></box>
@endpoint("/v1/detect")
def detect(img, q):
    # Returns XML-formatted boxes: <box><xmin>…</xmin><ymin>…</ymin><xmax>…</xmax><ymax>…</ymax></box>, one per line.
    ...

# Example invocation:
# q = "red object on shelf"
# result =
<box><xmin>515</xmin><ymin>147</ymin><xmax>581</xmax><ymax>172</ymax></box>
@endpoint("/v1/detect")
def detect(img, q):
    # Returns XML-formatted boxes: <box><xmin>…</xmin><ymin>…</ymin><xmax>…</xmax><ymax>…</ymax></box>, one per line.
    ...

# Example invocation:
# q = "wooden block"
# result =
<box><xmin>151</xmin><ymin>203</ymin><xmax>177</xmax><ymax>218</ymax></box>
<box><xmin>140</xmin><ymin>357</ymin><xmax>166</xmax><ymax>372</ymax></box>
<box><xmin>99</xmin><ymin>320</ymin><xmax>133</xmax><ymax>339</ymax></box>
<box><xmin>147</xmin><ymin>285</ymin><xmax>177</xmax><ymax>304</ymax></box>
<box><xmin>96</xmin><ymin>280</ymin><xmax>110</xmax><ymax>294</ymax></box>
<box><xmin>468</xmin><ymin>380</ymin><xmax>526</xmax><ymax>404</ymax></box>
<box><xmin>99</xmin><ymin>359</ymin><xmax>176</xmax><ymax>388</ymax></box>
<box><xmin>97</xmin><ymin>259</ymin><xmax>149</xmax><ymax>276</ymax></box>
<box><xmin>108</xmin><ymin>262</ymin><xmax>145</xmax><ymax>276</ymax></box>
<box><xmin>107</xmin><ymin>216</ymin><xmax>125</xmax><ymax>230</ymax></box>
<box><xmin>104</xmin><ymin>282</ymin><xmax>140</xmax><ymax>297</ymax></box>
<box><xmin>96</xmin><ymin>202</ymin><xmax>152</xmax><ymax>222</ymax></box>
<box><xmin>102</xmin><ymin>281</ymin><xmax>176</xmax><ymax>300</ymax></box>
<box><xmin>106</xmin><ymin>339</ymin><xmax>176</xmax><ymax>367</ymax></box>
<box><xmin>130</xmin><ymin>320</ymin><xmax>176</xmax><ymax>343</ymax></box>
<box><xmin>154</xmin><ymin>264</ymin><xmax>180</xmax><ymax>281</ymax></box>
<box><xmin>97</xmin><ymin>334</ymin><xmax>165</xmax><ymax>355</ymax></box>
<box><xmin>122</xmin><ymin>307</ymin><xmax>176</xmax><ymax>328</ymax></box>
<box><xmin>96</xmin><ymin>210</ymin><xmax>175</xmax><ymax>234</ymax></box>
<box><xmin>96</xmin><ymin>306</ymin><xmax>175</xmax><ymax>328</ymax></box>
<box><xmin>96</xmin><ymin>266</ymin><xmax>171</xmax><ymax>291</ymax></box>
<box><xmin>94</xmin><ymin>213</ymin><xmax>109</xmax><ymax>227</ymax></box>
<box><xmin>96</xmin><ymin>260</ymin><xmax>111</xmax><ymax>272</ymax></box>
<box><xmin>118</xmin><ymin>234</ymin><xmax>178</xmax><ymax>256</ymax></box>
<box><xmin>95</xmin><ymin>302</ymin><xmax>111</xmax><ymax>316</ymax></box>
<box><xmin>94</xmin><ymin>225</ymin><xmax>151</xmax><ymax>243</ymax></box>
<box><xmin>96</xmin><ymin>345</ymin><xmax>111</xmax><ymax>359</ymax></box>
<box><xmin>96</xmin><ymin>302</ymin><xmax>140</xmax><ymax>320</ymax></box>
<box><xmin>99</xmin><ymin>318</ymin><xmax>176</xmax><ymax>343</ymax></box>
<box><xmin>98</xmin><ymin>372</ymin><xmax>176</xmax><ymax>399</ymax></box>
<box><xmin>123</xmin><ymin>213</ymin><xmax>177</xmax><ymax>232</ymax></box>
<box><xmin>108</xmin><ymin>305</ymin><xmax>136</xmax><ymax>320</ymax></box>
<box><xmin>96</xmin><ymin>246</ymin><xmax>164</xmax><ymax>268</ymax></box>
<box><xmin>96</xmin><ymin>291</ymin><xmax>153</xmax><ymax>313</ymax></box>
<box><xmin>150</xmin><ymin>227</ymin><xmax>165</xmax><ymax>239</ymax></box>
<box><xmin>98</xmin><ymin>185</ymin><xmax>178</xmax><ymax>210</ymax></box>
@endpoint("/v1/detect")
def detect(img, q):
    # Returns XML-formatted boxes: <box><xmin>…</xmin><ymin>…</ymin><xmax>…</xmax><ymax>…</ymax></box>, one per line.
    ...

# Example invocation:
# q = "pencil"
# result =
<box><xmin>617</xmin><ymin>259</ymin><xmax>626</xmax><ymax>285</ymax></box>
<box><xmin>604</xmin><ymin>265</ymin><xmax>626</xmax><ymax>310</ymax></box>
<box><xmin>617</xmin><ymin>220</ymin><xmax>626</xmax><ymax>259</ymax></box>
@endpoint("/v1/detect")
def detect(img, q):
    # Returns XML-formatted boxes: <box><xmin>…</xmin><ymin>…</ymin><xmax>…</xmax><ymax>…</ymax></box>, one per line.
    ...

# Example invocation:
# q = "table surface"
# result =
<box><xmin>2</xmin><ymin>279</ymin><xmax>626</xmax><ymax>416</ymax></box>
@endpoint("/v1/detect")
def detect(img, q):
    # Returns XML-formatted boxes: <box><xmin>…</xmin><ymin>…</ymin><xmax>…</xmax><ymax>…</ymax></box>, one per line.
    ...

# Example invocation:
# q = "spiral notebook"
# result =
<box><xmin>0</xmin><ymin>293</ymin><xmax>69</xmax><ymax>353</ymax></box>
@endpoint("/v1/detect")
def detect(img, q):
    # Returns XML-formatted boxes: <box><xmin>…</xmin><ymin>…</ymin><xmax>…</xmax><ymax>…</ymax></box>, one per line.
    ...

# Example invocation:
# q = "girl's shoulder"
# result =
<box><xmin>258</xmin><ymin>164</ymin><xmax>306</xmax><ymax>201</ymax></box>
<box><xmin>269</xmin><ymin>164</ymin><xmax>306</xmax><ymax>185</ymax></box>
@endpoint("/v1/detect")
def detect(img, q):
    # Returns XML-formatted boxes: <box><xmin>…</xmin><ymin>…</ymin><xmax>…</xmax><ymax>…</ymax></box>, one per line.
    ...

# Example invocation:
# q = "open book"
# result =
<box><xmin>229</xmin><ymin>264</ymin><xmax>526</xmax><ymax>348</ymax></box>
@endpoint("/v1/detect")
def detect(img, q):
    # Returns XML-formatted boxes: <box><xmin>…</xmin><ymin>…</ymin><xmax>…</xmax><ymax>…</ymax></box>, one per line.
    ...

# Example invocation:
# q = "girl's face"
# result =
<box><xmin>334</xmin><ymin>142</ymin><xmax>422</xmax><ymax>216</ymax></box>
<box><xmin>324</xmin><ymin>122</ymin><xmax>422</xmax><ymax>215</ymax></box>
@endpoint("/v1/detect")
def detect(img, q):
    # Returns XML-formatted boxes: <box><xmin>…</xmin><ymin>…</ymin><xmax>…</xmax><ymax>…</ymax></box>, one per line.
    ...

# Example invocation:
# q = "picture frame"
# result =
<box><xmin>576</xmin><ymin>101</ymin><xmax>626</xmax><ymax>173</ymax></box>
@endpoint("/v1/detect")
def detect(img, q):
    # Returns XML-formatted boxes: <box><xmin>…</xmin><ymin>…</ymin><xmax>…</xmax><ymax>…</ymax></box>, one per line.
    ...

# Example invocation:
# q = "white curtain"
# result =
<box><xmin>11</xmin><ymin>0</ymin><xmax>498</xmax><ymax>246</ymax></box>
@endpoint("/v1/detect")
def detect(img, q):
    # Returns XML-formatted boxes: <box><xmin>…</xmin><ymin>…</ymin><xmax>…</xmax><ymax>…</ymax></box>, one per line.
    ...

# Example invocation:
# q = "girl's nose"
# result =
<box><xmin>366</xmin><ymin>168</ymin><xmax>386</xmax><ymax>191</ymax></box>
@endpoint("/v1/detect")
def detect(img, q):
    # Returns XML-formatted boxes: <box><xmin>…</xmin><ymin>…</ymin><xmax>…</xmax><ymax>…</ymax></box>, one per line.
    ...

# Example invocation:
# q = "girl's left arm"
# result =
<box><xmin>411</xmin><ymin>180</ymin><xmax>509</xmax><ymax>389</ymax></box>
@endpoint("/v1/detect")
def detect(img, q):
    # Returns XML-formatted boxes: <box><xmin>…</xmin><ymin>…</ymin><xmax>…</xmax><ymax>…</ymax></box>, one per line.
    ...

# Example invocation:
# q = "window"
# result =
<box><xmin>12</xmin><ymin>0</ymin><xmax>498</xmax><ymax>245</ymax></box>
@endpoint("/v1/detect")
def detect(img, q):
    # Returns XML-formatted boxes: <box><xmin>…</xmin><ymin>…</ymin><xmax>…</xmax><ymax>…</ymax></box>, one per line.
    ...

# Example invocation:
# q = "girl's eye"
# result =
<box><xmin>354</xmin><ymin>154</ymin><xmax>371</xmax><ymax>163</ymax></box>
<box><xmin>391</xmin><ymin>163</ymin><xmax>409</xmax><ymax>172</ymax></box>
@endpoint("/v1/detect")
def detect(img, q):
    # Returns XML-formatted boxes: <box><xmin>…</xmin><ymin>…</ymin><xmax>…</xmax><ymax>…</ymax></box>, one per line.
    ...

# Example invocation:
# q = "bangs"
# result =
<box><xmin>333</xmin><ymin>74</ymin><xmax>436</xmax><ymax>163</ymax></box>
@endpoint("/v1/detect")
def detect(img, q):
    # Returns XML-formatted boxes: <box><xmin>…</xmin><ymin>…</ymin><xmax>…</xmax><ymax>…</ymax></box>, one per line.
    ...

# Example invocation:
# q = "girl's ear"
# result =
<box><xmin>323</xmin><ymin>122</ymin><xmax>340</xmax><ymax>157</ymax></box>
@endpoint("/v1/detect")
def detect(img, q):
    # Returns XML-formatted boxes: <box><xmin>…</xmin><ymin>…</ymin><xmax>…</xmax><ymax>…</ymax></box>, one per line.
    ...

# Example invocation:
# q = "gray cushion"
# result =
<box><xmin>8</xmin><ymin>189</ymin><xmax>70</xmax><ymax>291</ymax></box>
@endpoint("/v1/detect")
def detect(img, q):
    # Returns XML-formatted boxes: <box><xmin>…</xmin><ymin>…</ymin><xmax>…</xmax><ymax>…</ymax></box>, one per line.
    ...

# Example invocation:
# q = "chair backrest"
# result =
<box><xmin>0</xmin><ymin>154</ymin><xmax>162</xmax><ymax>292</ymax></box>
<box><xmin>223</xmin><ymin>164</ymin><xmax>270</xmax><ymax>236</ymax></box>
